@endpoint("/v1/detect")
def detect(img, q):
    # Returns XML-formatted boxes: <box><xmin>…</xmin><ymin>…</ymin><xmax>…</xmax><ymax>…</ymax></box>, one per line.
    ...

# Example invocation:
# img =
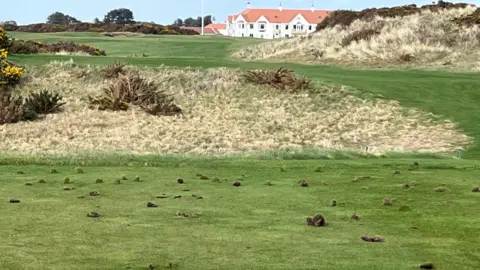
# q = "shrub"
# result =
<box><xmin>24</xmin><ymin>89</ymin><xmax>66</xmax><ymax>114</ymax></box>
<box><xmin>0</xmin><ymin>90</ymin><xmax>33</xmax><ymax>124</ymax></box>
<box><xmin>10</xmin><ymin>22</ymin><xmax>198</xmax><ymax>35</ymax></box>
<box><xmin>9</xmin><ymin>39</ymin><xmax>106</xmax><ymax>56</ymax></box>
<box><xmin>341</xmin><ymin>28</ymin><xmax>381</xmax><ymax>46</ymax></box>
<box><xmin>316</xmin><ymin>10</ymin><xmax>360</xmax><ymax>31</ymax></box>
<box><xmin>1</xmin><ymin>27</ymin><xmax>24</xmax><ymax>87</ymax></box>
<box><xmin>101</xmin><ymin>61</ymin><xmax>126</xmax><ymax>79</ymax></box>
<box><xmin>88</xmin><ymin>72</ymin><xmax>182</xmax><ymax>116</ymax></box>
<box><xmin>316</xmin><ymin>1</ymin><xmax>474</xmax><ymax>31</ymax></box>
<box><xmin>242</xmin><ymin>67</ymin><xmax>312</xmax><ymax>92</ymax></box>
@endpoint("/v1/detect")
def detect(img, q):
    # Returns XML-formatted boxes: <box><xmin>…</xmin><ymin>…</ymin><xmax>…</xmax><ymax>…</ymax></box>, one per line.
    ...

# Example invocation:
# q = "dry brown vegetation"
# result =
<box><xmin>0</xmin><ymin>60</ymin><xmax>472</xmax><ymax>156</ymax></box>
<box><xmin>233</xmin><ymin>5</ymin><xmax>480</xmax><ymax>71</ymax></box>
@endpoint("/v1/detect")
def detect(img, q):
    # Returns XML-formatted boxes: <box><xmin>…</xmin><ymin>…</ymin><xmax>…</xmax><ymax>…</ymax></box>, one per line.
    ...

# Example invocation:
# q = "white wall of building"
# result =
<box><xmin>226</xmin><ymin>12</ymin><xmax>318</xmax><ymax>39</ymax></box>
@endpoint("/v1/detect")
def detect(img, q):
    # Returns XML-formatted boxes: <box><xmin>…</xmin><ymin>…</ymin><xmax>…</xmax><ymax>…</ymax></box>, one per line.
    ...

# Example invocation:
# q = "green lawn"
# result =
<box><xmin>1</xmin><ymin>159</ymin><xmax>480</xmax><ymax>269</ymax></box>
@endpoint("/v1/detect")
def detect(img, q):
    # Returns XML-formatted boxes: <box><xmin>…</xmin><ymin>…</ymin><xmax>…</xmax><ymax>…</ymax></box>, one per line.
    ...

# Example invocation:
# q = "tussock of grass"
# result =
<box><xmin>0</xmin><ymin>61</ymin><xmax>471</xmax><ymax>156</ymax></box>
<box><xmin>233</xmin><ymin>6</ymin><xmax>480</xmax><ymax>71</ymax></box>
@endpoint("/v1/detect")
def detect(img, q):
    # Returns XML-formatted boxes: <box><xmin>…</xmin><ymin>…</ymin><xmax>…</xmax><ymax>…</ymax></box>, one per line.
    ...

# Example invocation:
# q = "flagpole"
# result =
<box><xmin>201</xmin><ymin>0</ymin><xmax>204</xmax><ymax>35</ymax></box>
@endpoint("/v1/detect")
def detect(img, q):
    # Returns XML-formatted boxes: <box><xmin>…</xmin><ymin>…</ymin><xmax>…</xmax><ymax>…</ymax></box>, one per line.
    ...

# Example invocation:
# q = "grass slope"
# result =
<box><xmin>1</xmin><ymin>160</ymin><xmax>480</xmax><ymax>269</ymax></box>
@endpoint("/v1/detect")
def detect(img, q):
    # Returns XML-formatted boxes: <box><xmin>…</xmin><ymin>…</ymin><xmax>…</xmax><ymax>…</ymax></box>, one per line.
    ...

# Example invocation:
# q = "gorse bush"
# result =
<box><xmin>1</xmin><ymin>27</ymin><xmax>62</xmax><ymax>124</ymax></box>
<box><xmin>243</xmin><ymin>67</ymin><xmax>312</xmax><ymax>92</ymax></box>
<box><xmin>24</xmin><ymin>89</ymin><xmax>66</xmax><ymax>114</ymax></box>
<box><xmin>0</xmin><ymin>91</ymin><xmax>28</xmax><ymax>124</ymax></box>
<box><xmin>9</xmin><ymin>40</ymin><xmax>106</xmax><ymax>56</ymax></box>
<box><xmin>5</xmin><ymin>22</ymin><xmax>198</xmax><ymax>35</ymax></box>
<box><xmin>88</xmin><ymin>72</ymin><xmax>182</xmax><ymax>116</ymax></box>
<box><xmin>1</xmin><ymin>27</ymin><xmax>24</xmax><ymax>87</ymax></box>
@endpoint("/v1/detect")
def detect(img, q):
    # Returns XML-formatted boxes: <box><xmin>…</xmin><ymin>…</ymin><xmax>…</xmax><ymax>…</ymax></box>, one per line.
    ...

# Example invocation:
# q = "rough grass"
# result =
<box><xmin>0</xmin><ymin>61</ymin><xmax>471</xmax><ymax>156</ymax></box>
<box><xmin>1</xmin><ymin>159</ymin><xmax>479</xmax><ymax>269</ymax></box>
<box><xmin>233</xmin><ymin>6</ymin><xmax>480</xmax><ymax>71</ymax></box>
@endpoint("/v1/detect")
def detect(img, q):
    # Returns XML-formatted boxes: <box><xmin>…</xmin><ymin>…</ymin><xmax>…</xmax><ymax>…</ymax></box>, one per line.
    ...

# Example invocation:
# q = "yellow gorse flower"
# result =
<box><xmin>1</xmin><ymin>65</ymin><xmax>24</xmax><ymax>77</ymax></box>
<box><xmin>0</xmin><ymin>49</ymin><xmax>8</xmax><ymax>59</ymax></box>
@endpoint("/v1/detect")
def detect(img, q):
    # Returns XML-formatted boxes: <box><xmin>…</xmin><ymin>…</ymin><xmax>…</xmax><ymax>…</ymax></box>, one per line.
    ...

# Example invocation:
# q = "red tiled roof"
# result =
<box><xmin>229</xmin><ymin>8</ymin><xmax>330</xmax><ymax>24</ymax></box>
<box><xmin>180</xmin><ymin>26</ymin><xmax>218</xmax><ymax>34</ymax></box>
<box><xmin>206</xmin><ymin>23</ymin><xmax>226</xmax><ymax>30</ymax></box>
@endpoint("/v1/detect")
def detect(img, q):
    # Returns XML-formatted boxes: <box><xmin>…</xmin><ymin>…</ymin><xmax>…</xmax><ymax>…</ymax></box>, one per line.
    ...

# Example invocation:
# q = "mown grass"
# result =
<box><xmin>7</xmin><ymin>33</ymin><xmax>480</xmax><ymax>159</ymax></box>
<box><xmin>1</xmin><ymin>159</ymin><xmax>480</xmax><ymax>269</ymax></box>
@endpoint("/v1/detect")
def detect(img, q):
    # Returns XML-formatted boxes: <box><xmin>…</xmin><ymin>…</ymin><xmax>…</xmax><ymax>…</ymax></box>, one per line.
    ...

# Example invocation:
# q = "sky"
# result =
<box><xmin>0</xmin><ymin>0</ymin><xmax>477</xmax><ymax>25</ymax></box>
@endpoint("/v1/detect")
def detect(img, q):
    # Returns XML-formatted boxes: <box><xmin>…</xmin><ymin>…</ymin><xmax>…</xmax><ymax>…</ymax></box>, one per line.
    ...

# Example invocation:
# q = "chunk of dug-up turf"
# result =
<box><xmin>472</xmin><ymin>186</ymin><xmax>480</xmax><ymax>192</ymax></box>
<box><xmin>232</xmin><ymin>181</ymin><xmax>241</xmax><ymax>187</ymax></box>
<box><xmin>89</xmin><ymin>191</ymin><xmax>100</xmax><ymax>196</ymax></box>
<box><xmin>361</xmin><ymin>236</ymin><xmax>385</xmax><ymax>242</ymax></box>
<box><xmin>87</xmin><ymin>212</ymin><xmax>101</xmax><ymax>218</ymax></box>
<box><xmin>147</xmin><ymin>201</ymin><xmax>158</xmax><ymax>208</ymax></box>
<box><xmin>176</xmin><ymin>211</ymin><xmax>201</xmax><ymax>218</ymax></box>
<box><xmin>393</xmin><ymin>170</ymin><xmax>401</xmax><ymax>175</ymax></box>
<box><xmin>134</xmin><ymin>176</ymin><xmax>141</xmax><ymax>182</ymax></box>
<box><xmin>417</xmin><ymin>263</ymin><xmax>435</xmax><ymax>269</ymax></box>
<box><xmin>156</xmin><ymin>194</ymin><xmax>170</xmax><ymax>199</ymax></box>
<box><xmin>351</xmin><ymin>213</ymin><xmax>359</xmax><ymax>221</ymax></box>
<box><xmin>299</xmin><ymin>180</ymin><xmax>308</xmax><ymax>187</ymax></box>
<box><xmin>306</xmin><ymin>215</ymin><xmax>326</xmax><ymax>227</ymax></box>
<box><xmin>9</xmin><ymin>198</ymin><xmax>20</xmax><ymax>203</ymax></box>
<box><xmin>192</xmin><ymin>194</ymin><xmax>203</xmax><ymax>199</ymax></box>
<box><xmin>63</xmin><ymin>186</ymin><xmax>74</xmax><ymax>191</ymax></box>
<box><xmin>177</xmin><ymin>178</ymin><xmax>184</xmax><ymax>184</ymax></box>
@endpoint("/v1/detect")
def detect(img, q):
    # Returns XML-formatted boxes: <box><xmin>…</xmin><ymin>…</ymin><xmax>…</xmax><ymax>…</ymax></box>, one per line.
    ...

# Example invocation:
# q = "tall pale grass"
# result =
<box><xmin>233</xmin><ymin>6</ymin><xmax>480</xmax><ymax>71</ymax></box>
<box><xmin>0</xmin><ymin>61</ymin><xmax>472</xmax><ymax>156</ymax></box>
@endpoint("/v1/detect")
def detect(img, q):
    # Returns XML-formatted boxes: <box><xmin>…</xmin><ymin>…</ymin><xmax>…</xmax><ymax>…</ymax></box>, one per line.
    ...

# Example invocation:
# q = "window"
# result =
<box><xmin>285</xmin><ymin>25</ymin><xmax>289</xmax><ymax>30</ymax></box>
<box><xmin>259</xmin><ymin>23</ymin><xmax>266</xmax><ymax>30</ymax></box>
<box><xmin>285</xmin><ymin>34</ymin><xmax>290</xmax><ymax>38</ymax></box>
<box><xmin>309</xmin><ymin>25</ymin><xmax>312</xmax><ymax>31</ymax></box>
<box><xmin>293</xmin><ymin>25</ymin><xmax>296</xmax><ymax>30</ymax></box>
<box><xmin>275</xmin><ymin>25</ymin><xmax>279</xmax><ymax>30</ymax></box>
<box><xmin>249</xmin><ymin>33</ymin><xmax>253</xmax><ymax>37</ymax></box>
<box><xmin>238</xmin><ymin>23</ymin><xmax>245</xmax><ymax>29</ymax></box>
<box><xmin>250</xmin><ymin>24</ymin><xmax>254</xmax><ymax>29</ymax></box>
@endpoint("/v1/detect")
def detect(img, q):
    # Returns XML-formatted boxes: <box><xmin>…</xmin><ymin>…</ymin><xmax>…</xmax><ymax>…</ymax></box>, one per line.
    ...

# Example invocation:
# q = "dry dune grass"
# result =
<box><xmin>0</xmin><ymin>60</ymin><xmax>472</xmax><ymax>156</ymax></box>
<box><xmin>233</xmin><ymin>6</ymin><xmax>480</xmax><ymax>71</ymax></box>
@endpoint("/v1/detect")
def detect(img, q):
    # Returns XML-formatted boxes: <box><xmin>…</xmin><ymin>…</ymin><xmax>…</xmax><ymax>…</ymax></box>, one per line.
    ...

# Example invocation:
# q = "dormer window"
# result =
<box><xmin>258</xmin><ymin>22</ymin><xmax>266</xmax><ymax>31</ymax></box>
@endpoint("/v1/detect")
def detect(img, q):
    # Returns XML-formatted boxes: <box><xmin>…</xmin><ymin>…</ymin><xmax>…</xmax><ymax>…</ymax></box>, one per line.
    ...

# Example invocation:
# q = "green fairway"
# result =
<box><xmin>1</xmin><ymin>159</ymin><xmax>479</xmax><ymax>270</ymax></box>
<box><xmin>8</xmin><ymin>32</ymin><xmax>262</xmax><ymax>59</ymax></box>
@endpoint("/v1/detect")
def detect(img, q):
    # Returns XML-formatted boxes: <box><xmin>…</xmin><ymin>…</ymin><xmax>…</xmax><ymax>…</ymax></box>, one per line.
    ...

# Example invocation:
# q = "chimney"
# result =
<box><xmin>247</xmin><ymin>2</ymin><xmax>251</xmax><ymax>9</ymax></box>
<box><xmin>311</xmin><ymin>4</ymin><xmax>315</xmax><ymax>12</ymax></box>
<box><xmin>279</xmin><ymin>2</ymin><xmax>283</xmax><ymax>11</ymax></box>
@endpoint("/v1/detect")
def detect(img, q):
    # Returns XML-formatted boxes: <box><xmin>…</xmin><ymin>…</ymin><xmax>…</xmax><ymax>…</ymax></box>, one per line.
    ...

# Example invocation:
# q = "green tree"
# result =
<box><xmin>47</xmin><ymin>12</ymin><xmax>80</xmax><ymax>24</ymax></box>
<box><xmin>93</xmin><ymin>18</ymin><xmax>101</xmax><ymax>24</ymax></box>
<box><xmin>173</xmin><ymin>18</ymin><xmax>184</xmax><ymax>26</ymax></box>
<box><xmin>103</xmin><ymin>8</ymin><xmax>135</xmax><ymax>24</ymax></box>
<box><xmin>182</xmin><ymin>15</ymin><xmax>214</xmax><ymax>27</ymax></box>
<box><xmin>1</xmin><ymin>20</ymin><xmax>17</xmax><ymax>26</ymax></box>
